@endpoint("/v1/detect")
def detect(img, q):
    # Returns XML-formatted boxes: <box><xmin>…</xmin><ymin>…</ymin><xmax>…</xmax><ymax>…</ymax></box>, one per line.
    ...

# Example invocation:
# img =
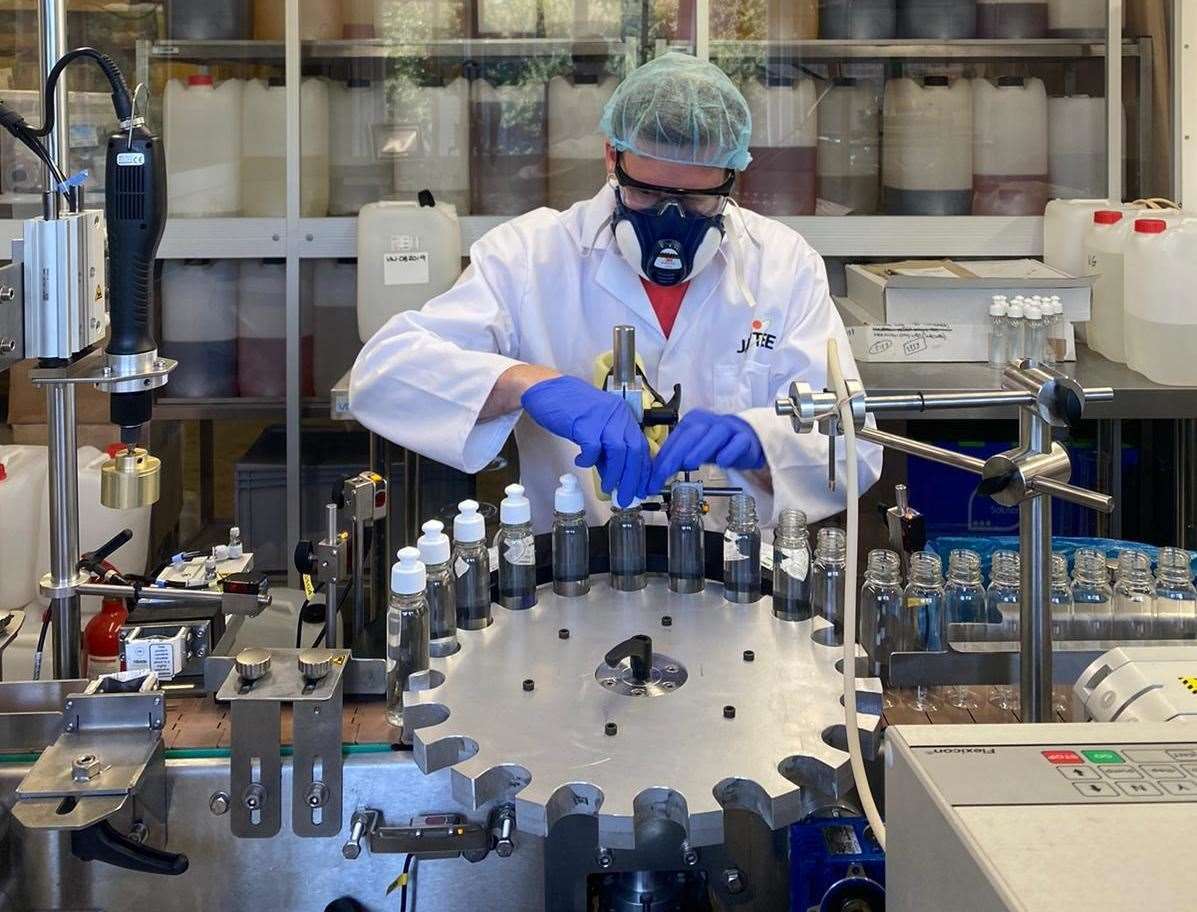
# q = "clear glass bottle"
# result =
<box><xmin>552</xmin><ymin>474</ymin><xmax>590</xmax><ymax>596</ymax></box>
<box><xmin>1049</xmin><ymin>552</ymin><xmax>1074</xmax><ymax>641</ymax></box>
<box><xmin>452</xmin><ymin>499</ymin><xmax>492</xmax><ymax>631</ymax></box>
<box><xmin>723</xmin><ymin>493</ymin><xmax>762</xmax><ymax>604</ymax></box>
<box><xmin>987</xmin><ymin>296</ymin><xmax>1008</xmax><ymax>369</ymax></box>
<box><xmin>859</xmin><ymin>548</ymin><xmax>903</xmax><ymax>681</ymax></box>
<box><xmin>987</xmin><ymin>549</ymin><xmax>1021</xmax><ymax>712</ymax></box>
<box><xmin>1045</xmin><ymin>296</ymin><xmax>1065</xmax><ymax>366</ymax></box>
<box><xmin>772</xmin><ymin>508</ymin><xmax>812</xmax><ymax>622</ymax></box>
<box><xmin>418</xmin><ymin>519</ymin><xmax>457</xmax><ymax>657</ymax></box>
<box><xmin>496</xmin><ymin>483</ymin><xmax>537</xmax><ymax>610</ymax></box>
<box><xmin>1154</xmin><ymin>547</ymin><xmax>1197</xmax><ymax>639</ymax></box>
<box><xmin>608</xmin><ymin>500</ymin><xmax>647</xmax><ymax>592</ymax></box>
<box><xmin>1113</xmin><ymin>549</ymin><xmax>1155</xmax><ymax>641</ymax></box>
<box><xmin>386</xmin><ymin>547</ymin><xmax>429</xmax><ymax>731</ymax></box>
<box><xmin>668</xmin><ymin>481</ymin><xmax>705</xmax><ymax>594</ymax></box>
<box><xmin>943</xmin><ymin>549</ymin><xmax>985</xmax><ymax>709</ymax></box>
<box><xmin>811</xmin><ymin>527</ymin><xmax>847</xmax><ymax>632</ymax></box>
<box><xmin>1071</xmin><ymin>547</ymin><xmax>1114</xmax><ymax>640</ymax></box>
<box><xmin>1024</xmin><ymin>303</ymin><xmax>1046</xmax><ymax>364</ymax></box>
<box><xmin>902</xmin><ymin>551</ymin><xmax>945</xmax><ymax>712</ymax></box>
<box><xmin>227</xmin><ymin>525</ymin><xmax>243</xmax><ymax>559</ymax></box>
<box><xmin>1005</xmin><ymin>299</ymin><xmax>1025</xmax><ymax>361</ymax></box>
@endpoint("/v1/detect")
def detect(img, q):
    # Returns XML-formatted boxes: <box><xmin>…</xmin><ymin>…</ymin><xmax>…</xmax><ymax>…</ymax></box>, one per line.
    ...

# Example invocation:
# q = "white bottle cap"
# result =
<box><xmin>500</xmin><ymin>483</ymin><xmax>531</xmax><ymax>525</ymax></box>
<box><xmin>453</xmin><ymin>499</ymin><xmax>485</xmax><ymax>542</ymax></box>
<box><xmin>555</xmin><ymin>474</ymin><xmax>584</xmax><ymax>513</ymax></box>
<box><xmin>992</xmin><ymin>294</ymin><xmax>1008</xmax><ymax>306</ymax></box>
<box><xmin>213</xmin><ymin>544</ymin><xmax>230</xmax><ymax>561</ymax></box>
<box><xmin>1025</xmin><ymin>304</ymin><xmax>1043</xmax><ymax>321</ymax></box>
<box><xmin>417</xmin><ymin>519</ymin><xmax>450</xmax><ymax>565</ymax></box>
<box><xmin>391</xmin><ymin>546</ymin><xmax>426</xmax><ymax>595</ymax></box>
<box><xmin>1008</xmin><ymin>302</ymin><xmax>1024</xmax><ymax>318</ymax></box>
<box><xmin>989</xmin><ymin>300</ymin><xmax>1008</xmax><ymax>317</ymax></box>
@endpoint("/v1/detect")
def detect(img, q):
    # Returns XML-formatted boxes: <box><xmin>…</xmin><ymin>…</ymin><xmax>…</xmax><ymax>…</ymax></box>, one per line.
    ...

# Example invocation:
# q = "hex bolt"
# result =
<box><xmin>596</xmin><ymin>847</ymin><xmax>614</xmax><ymax>869</ymax></box>
<box><xmin>0</xmin><ymin>339</ymin><xmax>15</xmax><ymax>354</ymax></box>
<box><xmin>743</xmin><ymin>650</ymin><xmax>755</xmax><ymax>662</ymax></box>
<box><xmin>723</xmin><ymin>705</ymin><xmax>736</xmax><ymax>719</ymax></box>
<box><xmin>523</xmin><ymin>678</ymin><xmax>535</xmax><ymax>692</ymax></box>
<box><xmin>71</xmin><ymin>753</ymin><xmax>101</xmax><ymax>782</ymax></box>
<box><xmin>558</xmin><ymin>628</ymin><xmax>570</xmax><ymax>639</ymax></box>
<box><xmin>661</xmin><ymin>615</ymin><xmax>672</xmax><ymax>627</ymax></box>
<box><xmin>724</xmin><ymin>868</ymin><xmax>745</xmax><ymax>894</ymax></box>
<box><xmin>604</xmin><ymin>721</ymin><xmax>618</xmax><ymax>736</ymax></box>
<box><xmin>681</xmin><ymin>842</ymin><xmax>699</xmax><ymax>867</ymax></box>
<box><xmin>0</xmin><ymin>286</ymin><xmax>15</xmax><ymax>301</ymax></box>
<box><xmin>306</xmin><ymin>781</ymin><xmax>329</xmax><ymax>809</ymax></box>
<box><xmin>343</xmin><ymin>814</ymin><xmax>367</xmax><ymax>859</ymax></box>
<box><xmin>209</xmin><ymin>791</ymin><xmax>231</xmax><ymax>816</ymax></box>
<box><xmin>242</xmin><ymin>782</ymin><xmax>266</xmax><ymax>811</ymax></box>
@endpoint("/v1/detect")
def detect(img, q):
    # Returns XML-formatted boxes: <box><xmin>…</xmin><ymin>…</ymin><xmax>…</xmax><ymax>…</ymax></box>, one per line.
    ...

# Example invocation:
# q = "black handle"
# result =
<box><xmin>82</xmin><ymin>528</ymin><xmax>133</xmax><ymax>568</ymax></box>
<box><xmin>643</xmin><ymin>383</ymin><xmax>683</xmax><ymax>429</ymax></box>
<box><xmin>71</xmin><ymin>820</ymin><xmax>189</xmax><ymax>876</ymax></box>
<box><xmin>605</xmin><ymin>634</ymin><xmax>653</xmax><ymax>685</ymax></box>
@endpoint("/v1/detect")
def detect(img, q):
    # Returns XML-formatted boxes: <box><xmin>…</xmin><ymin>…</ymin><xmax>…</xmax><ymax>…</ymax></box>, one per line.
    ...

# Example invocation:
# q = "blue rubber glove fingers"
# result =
<box><xmin>648</xmin><ymin>410</ymin><xmax>766</xmax><ymax>493</ymax></box>
<box><xmin>619</xmin><ymin>417</ymin><xmax>653</xmax><ymax>507</ymax></box>
<box><xmin>647</xmin><ymin>411</ymin><xmax>714</xmax><ymax>493</ymax></box>
<box><xmin>713</xmin><ymin>415</ymin><xmax>766</xmax><ymax>470</ymax></box>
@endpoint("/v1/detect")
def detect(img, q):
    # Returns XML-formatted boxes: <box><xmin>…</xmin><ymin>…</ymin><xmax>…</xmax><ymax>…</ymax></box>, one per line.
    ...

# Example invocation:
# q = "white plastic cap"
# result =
<box><xmin>417</xmin><ymin>519</ymin><xmax>450</xmax><ymax>565</ymax></box>
<box><xmin>1008</xmin><ymin>302</ymin><xmax>1025</xmax><ymax>318</ymax></box>
<box><xmin>453</xmin><ymin>499</ymin><xmax>485</xmax><ymax>542</ymax></box>
<box><xmin>555</xmin><ymin>474</ymin><xmax>584</xmax><ymax>513</ymax></box>
<box><xmin>500</xmin><ymin>483</ymin><xmax>531</xmax><ymax>525</ymax></box>
<box><xmin>989</xmin><ymin>300</ymin><xmax>1008</xmax><ymax>317</ymax></box>
<box><xmin>992</xmin><ymin>294</ymin><xmax>1008</xmax><ymax>306</ymax></box>
<box><xmin>1025</xmin><ymin>304</ymin><xmax>1043</xmax><ymax>321</ymax></box>
<box><xmin>391</xmin><ymin>546</ymin><xmax>426</xmax><ymax>595</ymax></box>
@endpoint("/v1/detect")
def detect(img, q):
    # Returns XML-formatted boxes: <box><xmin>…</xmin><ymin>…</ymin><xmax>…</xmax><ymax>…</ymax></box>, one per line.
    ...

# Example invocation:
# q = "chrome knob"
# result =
<box><xmin>235</xmin><ymin>647</ymin><xmax>272</xmax><ymax>682</ymax></box>
<box><xmin>297</xmin><ymin>648</ymin><xmax>333</xmax><ymax>682</ymax></box>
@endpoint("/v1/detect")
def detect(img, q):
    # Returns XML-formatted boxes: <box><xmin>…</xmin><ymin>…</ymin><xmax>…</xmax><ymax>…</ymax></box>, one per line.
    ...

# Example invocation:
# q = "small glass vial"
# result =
<box><xmin>1154</xmin><ymin>547</ymin><xmax>1197</xmax><ymax>639</ymax></box>
<box><xmin>903</xmin><ymin>551</ymin><xmax>945</xmax><ymax>712</ymax></box>
<box><xmin>944</xmin><ymin>549</ymin><xmax>985</xmax><ymax>709</ymax></box>
<box><xmin>552</xmin><ymin>474</ymin><xmax>590</xmax><ymax>596</ymax></box>
<box><xmin>723</xmin><ymin>493</ymin><xmax>761</xmax><ymax>604</ymax></box>
<box><xmin>1071</xmin><ymin>548</ymin><xmax>1113</xmax><ymax>639</ymax></box>
<box><xmin>452</xmin><ymin>499</ymin><xmax>492</xmax><ymax>631</ymax></box>
<box><xmin>496</xmin><ymin>483</ymin><xmax>537</xmax><ymax>610</ymax></box>
<box><xmin>386</xmin><ymin>547</ymin><xmax>430</xmax><ymax>731</ymax></box>
<box><xmin>1005</xmin><ymin>299</ymin><xmax>1025</xmax><ymax>361</ymax></box>
<box><xmin>1050</xmin><ymin>552</ymin><xmax>1074</xmax><ymax>641</ymax></box>
<box><xmin>811</xmin><ymin>527</ymin><xmax>847</xmax><ymax>632</ymax></box>
<box><xmin>1045</xmin><ymin>296</ymin><xmax>1065</xmax><ymax>366</ymax></box>
<box><xmin>418</xmin><ymin>519</ymin><xmax>458</xmax><ymax>657</ymax></box>
<box><xmin>1113</xmin><ymin>549</ymin><xmax>1155</xmax><ymax>640</ymax></box>
<box><xmin>858</xmin><ymin>548</ymin><xmax>902</xmax><ymax>681</ymax></box>
<box><xmin>987</xmin><ymin>549</ymin><xmax>1021</xmax><ymax>711</ymax></box>
<box><xmin>987</xmin><ymin>296</ymin><xmax>1009</xmax><ymax>369</ymax></box>
<box><xmin>772</xmin><ymin>508</ymin><xmax>811</xmax><ymax>621</ymax></box>
<box><xmin>668</xmin><ymin>481</ymin><xmax>705</xmax><ymax>594</ymax></box>
<box><xmin>608</xmin><ymin>499</ymin><xmax>647</xmax><ymax>592</ymax></box>
<box><xmin>1024</xmin><ymin>303</ymin><xmax>1046</xmax><ymax>364</ymax></box>
<box><xmin>227</xmin><ymin>525</ymin><xmax>243</xmax><ymax>559</ymax></box>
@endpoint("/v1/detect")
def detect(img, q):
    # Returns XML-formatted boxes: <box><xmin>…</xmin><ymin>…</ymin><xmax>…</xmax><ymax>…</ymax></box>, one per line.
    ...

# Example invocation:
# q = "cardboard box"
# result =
<box><xmin>846</xmin><ymin>259</ymin><xmax>1093</xmax><ymax>325</ymax></box>
<box><xmin>836</xmin><ymin>297</ymin><xmax>1076</xmax><ymax>364</ymax></box>
<box><xmin>5</xmin><ymin>360</ymin><xmax>111</xmax><ymax>426</ymax></box>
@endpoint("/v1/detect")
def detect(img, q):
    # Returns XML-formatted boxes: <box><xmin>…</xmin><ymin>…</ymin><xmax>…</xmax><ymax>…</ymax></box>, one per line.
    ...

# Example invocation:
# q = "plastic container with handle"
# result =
<box><xmin>0</xmin><ymin>446</ymin><xmax>49</xmax><ymax>610</ymax></box>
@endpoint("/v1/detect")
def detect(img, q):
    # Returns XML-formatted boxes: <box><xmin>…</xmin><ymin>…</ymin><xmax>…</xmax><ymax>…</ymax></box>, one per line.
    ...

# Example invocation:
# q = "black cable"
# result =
<box><xmin>294</xmin><ymin>582</ymin><xmax>327</xmax><ymax>647</ymax></box>
<box><xmin>26</xmin><ymin>47</ymin><xmax>133</xmax><ymax>137</ymax></box>
<box><xmin>398</xmin><ymin>853</ymin><xmax>415</xmax><ymax>912</ymax></box>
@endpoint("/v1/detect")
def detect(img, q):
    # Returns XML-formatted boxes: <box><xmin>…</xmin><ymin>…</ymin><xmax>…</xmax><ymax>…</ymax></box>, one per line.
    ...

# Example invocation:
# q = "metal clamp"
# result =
<box><xmin>29</xmin><ymin>347</ymin><xmax>176</xmax><ymax>390</ymax></box>
<box><xmin>343</xmin><ymin>807</ymin><xmax>496</xmax><ymax>863</ymax></box>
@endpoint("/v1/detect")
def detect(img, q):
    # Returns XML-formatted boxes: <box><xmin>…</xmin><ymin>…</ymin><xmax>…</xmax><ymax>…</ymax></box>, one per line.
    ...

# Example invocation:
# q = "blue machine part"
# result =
<box><xmin>790</xmin><ymin>814</ymin><xmax>884</xmax><ymax>912</ymax></box>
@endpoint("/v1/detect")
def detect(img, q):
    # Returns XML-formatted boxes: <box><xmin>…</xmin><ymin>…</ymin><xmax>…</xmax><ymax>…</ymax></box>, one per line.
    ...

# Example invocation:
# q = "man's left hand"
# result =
<box><xmin>647</xmin><ymin>409</ymin><xmax>765</xmax><ymax>493</ymax></box>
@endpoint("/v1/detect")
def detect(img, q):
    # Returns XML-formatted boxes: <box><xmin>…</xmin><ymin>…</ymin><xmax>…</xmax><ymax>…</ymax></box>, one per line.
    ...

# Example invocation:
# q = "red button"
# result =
<box><xmin>1042</xmin><ymin>750</ymin><xmax>1084</xmax><ymax>765</ymax></box>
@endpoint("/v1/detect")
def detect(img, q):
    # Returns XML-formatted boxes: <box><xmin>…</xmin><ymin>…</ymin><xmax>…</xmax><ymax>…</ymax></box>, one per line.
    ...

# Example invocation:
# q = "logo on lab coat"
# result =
<box><xmin>737</xmin><ymin>318</ymin><xmax>776</xmax><ymax>354</ymax></box>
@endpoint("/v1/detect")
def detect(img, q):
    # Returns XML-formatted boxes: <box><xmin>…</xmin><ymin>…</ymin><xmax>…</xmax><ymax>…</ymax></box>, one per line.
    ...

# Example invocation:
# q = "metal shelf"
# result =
<box><xmin>144</xmin><ymin>37</ymin><xmax>634</xmax><ymax>63</ymax></box>
<box><xmin>153</xmin><ymin>397</ymin><xmax>333</xmax><ymax>421</ymax></box>
<box><xmin>709</xmin><ymin>37</ymin><xmax>1143</xmax><ymax>59</ymax></box>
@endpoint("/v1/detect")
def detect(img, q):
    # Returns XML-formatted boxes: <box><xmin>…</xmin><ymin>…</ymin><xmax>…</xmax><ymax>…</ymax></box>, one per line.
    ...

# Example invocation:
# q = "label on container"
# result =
<box><xmin>383</xmin><ymin>251</ymin><xmax>430</xmax><ymax>286</ymax></box>
<box><xmin>454</xmin><ymin>556</ymin><xmax>470</xmax><ymax>579</ymax></box>
<box><xmin>723</xmin><ymin>530</ymin><xmax>749</xmax><ymax>562</ymax></box>
<box><xmin>504</xmin><ymin>535</ymin><xmax>536</xmax><ymax>566</ymax></box>
<box><xmin>778</xmin><ymin>547</ymin><xmax>809</xmax><ymax>582</ymax></box>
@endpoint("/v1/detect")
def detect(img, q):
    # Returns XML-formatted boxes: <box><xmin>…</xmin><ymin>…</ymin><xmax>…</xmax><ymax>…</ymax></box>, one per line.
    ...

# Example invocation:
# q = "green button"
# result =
<box><xmin>1082</xmin><ymin>750</ymin><xmax>1124</xmax><ymax>764</ymax></box>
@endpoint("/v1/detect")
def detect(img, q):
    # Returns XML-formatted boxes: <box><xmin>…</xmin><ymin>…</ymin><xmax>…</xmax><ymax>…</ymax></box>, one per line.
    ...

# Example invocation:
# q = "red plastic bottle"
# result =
<box><xmin>84</xmin><ymin>564</ymin><xmax>128</xmax><ymax>677</ymax></box>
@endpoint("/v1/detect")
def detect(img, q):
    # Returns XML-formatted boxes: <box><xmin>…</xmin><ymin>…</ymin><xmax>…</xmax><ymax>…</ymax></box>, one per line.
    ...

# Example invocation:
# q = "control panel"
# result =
<box><xmin>912</xmin><ymin>743</ymin><xmax>1197</xmax><ymax>805</ymax></box>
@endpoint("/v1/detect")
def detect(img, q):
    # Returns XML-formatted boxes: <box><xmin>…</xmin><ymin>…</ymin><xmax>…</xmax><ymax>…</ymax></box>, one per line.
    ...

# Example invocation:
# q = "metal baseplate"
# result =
<box><xmin>405</xmin><ymin>575</ymin><xmax>883</xmax><ymax>851</ymax></box>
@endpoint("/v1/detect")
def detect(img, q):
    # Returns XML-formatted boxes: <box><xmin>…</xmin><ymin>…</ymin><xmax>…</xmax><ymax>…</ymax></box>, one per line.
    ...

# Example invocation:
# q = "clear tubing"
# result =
<box><xmin>609</xmin><ymin>504</ymin><xmax>647</xmax><ymax>591</ymax></box>
<box><xmin>668</xmin><ymin>482</ymin><xmax>705</xmax><ymax>593</ymax></box>
<box><xmin>812</xmin><ymin>527</ymin><xmax>847</xmax><ymax>631</ymax></box>
<box><xmin>1071</xmin><ymin>547</ymin><xmax>1114</xmax><ymax>640</ymax></box>
<box><xmin>453</xmin><ymin>539</ymin><xmax>492</xmax><ymax>630</ymax></box>
<box><xmin>1154</xmin><ymin>547</ymin><xmax>1197</xmax><ymax>639</ymax></box>
<box><xmin>723</xmin><ymin>493</ymin><xmax>761</xmax><ymax>604</ymax></box>
<box><xmin>1113</xmin><ymin>549</ymin><xmax>1154</xmax><ymax>640</ymax></box>
<box><xmin>858</xmin><ymin>549</ymin><xmax>902</xmax><ymax>679</ymax></box>
<box><xmin>496</xmin><ymin>520</ymin><xmax>537</xmax><ymax>610</ymax></box>
<box><xmin>385</xmin><ymin>589</ymin><xmax>430</xmax><ymax>729</ymax></box>
<box><xmin>944</xmin><ymin>548</ymin><xmax>985</xmax><ymax>709</ymax></box>
<box><xmin>425</xmin><ymin>560</ymin><xmax>458</xmax><ymax>656</ymax></box>
<box><xmin>903</xmin><ymin>550</ymin><xmax>945</xmax><ymax>711</ymax></box>
<box><xmin>987</xmin><ymin>549</ymin><xmax>1021</xmax><ymax>711</ymax></box>
<box><xmin>772</xmin><ymin>508</ymin><xmax>811</xmax><ymax>621</ymax></box>
<box><xmin>552</xmin><ymin>510</ymin><xmax>590</xmax><ymax>596</ymax></box>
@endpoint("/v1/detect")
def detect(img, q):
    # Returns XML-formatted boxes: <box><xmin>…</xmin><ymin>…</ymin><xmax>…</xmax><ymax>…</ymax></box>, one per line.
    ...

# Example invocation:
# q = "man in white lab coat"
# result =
<box><xmin>350</xmin><ymin>53</ymin><xmax>881</xmax><ymax>532</ymax></box>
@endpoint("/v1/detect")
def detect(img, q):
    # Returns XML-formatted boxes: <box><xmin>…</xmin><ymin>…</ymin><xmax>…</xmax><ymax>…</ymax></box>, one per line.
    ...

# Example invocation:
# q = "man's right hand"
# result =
<box><xmin>521</xmin><ymin>376</ymin><xmax>651</xmax><ymax>507</ymax></box>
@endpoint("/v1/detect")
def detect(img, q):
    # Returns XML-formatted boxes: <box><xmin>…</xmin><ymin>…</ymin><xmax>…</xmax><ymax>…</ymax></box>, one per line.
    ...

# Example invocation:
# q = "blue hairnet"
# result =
<box><xmin>599</xmin><ymin>52</ymin><xmax>753</xmax><ymax>171</ymax></box>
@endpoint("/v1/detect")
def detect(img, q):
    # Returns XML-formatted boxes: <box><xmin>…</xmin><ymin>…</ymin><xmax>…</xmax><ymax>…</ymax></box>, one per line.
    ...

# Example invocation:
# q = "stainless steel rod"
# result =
<box><xmin>1030</xmin><ymin>476</ymin><xmax>1116</xmax><ymax>514</ymax></box>
<box><xmin>1020</xmin><ymin>410</ymin><xmax>1054</xmax><ymax>723</ymax></box>
<box><xmin>76</xmin><ymin>582</ymin><xmax>272</xmax><ymax>609</ymax></box>
<box><xmin>325</xmin><ymin>502</ymin><xmax>339</xmax><ymax>646</ymax></box>
<box><xmin>46</xmin><ymin>383</ymin><xmax>81</xmax><ymax>679</ymax></box>
<box><xmin>37</xmin><ymin>0</ymin><xmax>69</xmax><ymax>210</ymax></box>
<box><xmin>856</xmin><ymin>426</ymin><xmax>986</xmax><ymax>474</ymax></box>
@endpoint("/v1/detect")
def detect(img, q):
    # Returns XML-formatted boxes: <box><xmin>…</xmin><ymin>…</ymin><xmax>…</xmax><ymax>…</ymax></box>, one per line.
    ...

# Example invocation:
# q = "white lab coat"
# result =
<box><xmin>349</xmin><ymin>185</ymin><xmax>882</xmax><ymax>533</ymax></box>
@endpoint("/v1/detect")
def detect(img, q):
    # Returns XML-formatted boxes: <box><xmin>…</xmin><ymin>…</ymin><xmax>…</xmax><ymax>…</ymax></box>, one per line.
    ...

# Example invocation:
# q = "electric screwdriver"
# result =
<box><xmin>104</xmin><ymin>121</ymin><xmax>167</xmax><ymax>445</ymax></box>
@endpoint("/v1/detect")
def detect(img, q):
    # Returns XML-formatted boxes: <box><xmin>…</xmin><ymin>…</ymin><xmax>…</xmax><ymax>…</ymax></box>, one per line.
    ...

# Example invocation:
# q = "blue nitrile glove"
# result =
<box><xmin>521</xmin><ymin>376</ymin><xmax>651</xmax><ymax>507</ymax></box>
<box><xmin>647</xmin><ymin>409</ymin><xmax>765</xmax><ymax>493</ymax></box>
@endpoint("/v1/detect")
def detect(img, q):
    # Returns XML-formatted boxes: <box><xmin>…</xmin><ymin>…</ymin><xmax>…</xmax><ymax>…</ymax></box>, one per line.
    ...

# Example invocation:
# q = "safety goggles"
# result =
<box><xmin>613</xmin><ymin>153</ymin><xmax>735</xmax><ymax>218</ymax></box>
